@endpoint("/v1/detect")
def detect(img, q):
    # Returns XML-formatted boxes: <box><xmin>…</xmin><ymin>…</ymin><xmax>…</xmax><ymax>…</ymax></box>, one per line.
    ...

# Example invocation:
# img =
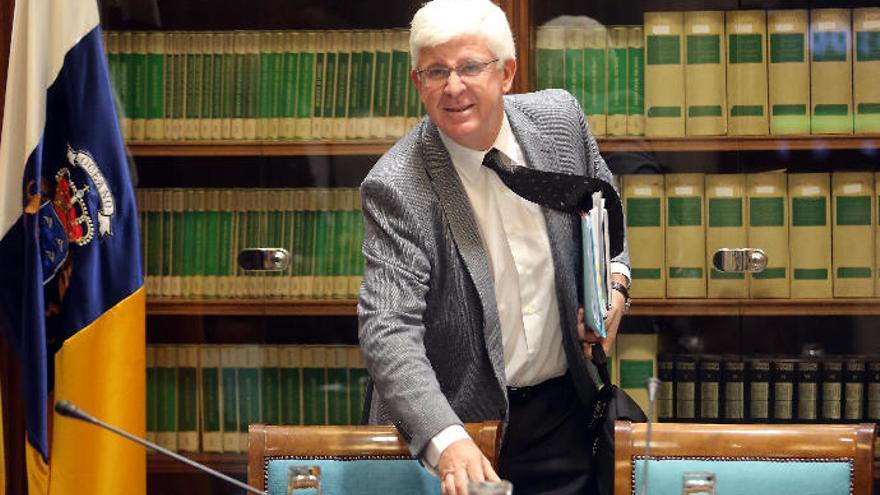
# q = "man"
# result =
<box><xmin>358</xmin><ymin>1</ymin><xmax>631</xmax><ymax>493</ymax></box>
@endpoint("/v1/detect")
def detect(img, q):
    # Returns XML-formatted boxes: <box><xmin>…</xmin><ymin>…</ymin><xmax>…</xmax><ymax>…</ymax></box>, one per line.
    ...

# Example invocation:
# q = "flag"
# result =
<box><xmin>0</xmin><ymin>0</ymin><xmax>146</xmax><ymax>493</ymax></box>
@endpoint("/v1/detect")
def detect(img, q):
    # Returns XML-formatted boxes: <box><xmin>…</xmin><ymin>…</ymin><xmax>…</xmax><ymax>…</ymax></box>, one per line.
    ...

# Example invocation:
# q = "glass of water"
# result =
<box><xmin>468</xmin><ymin>480</ymin><xmax>513</xmax><ymax>495</ymax></box>
<box><xmin>682</xmin><ymin>471</ymin><xmax>715</xmax><ymax>495</ymax></box>
<box><xmin>288</xmin><ymin>465</ymin><xmax>321</xmax><ymax>495</ymax></box>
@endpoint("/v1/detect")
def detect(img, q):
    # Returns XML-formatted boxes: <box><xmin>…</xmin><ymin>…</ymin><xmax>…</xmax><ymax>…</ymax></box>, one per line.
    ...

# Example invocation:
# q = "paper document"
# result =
<box><xmin>581</xmin><ymin>191</ymin><xmax>612</xmax><ymax>338</ymax></box>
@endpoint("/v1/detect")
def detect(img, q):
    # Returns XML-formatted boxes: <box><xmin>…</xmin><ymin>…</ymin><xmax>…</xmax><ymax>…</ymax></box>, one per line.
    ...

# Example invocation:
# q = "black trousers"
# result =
<box><xmin>498</xmin><ymin>373</ymin><xmax>593</xmax><ymax>495</ymax></box>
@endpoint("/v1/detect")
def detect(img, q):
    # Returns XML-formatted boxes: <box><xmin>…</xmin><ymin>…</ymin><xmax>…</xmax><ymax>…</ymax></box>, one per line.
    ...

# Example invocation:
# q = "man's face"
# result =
<box><xmin>412</xmin><ymin>34</ymin><xmax>516</xmax><ymax>151</ymax></box>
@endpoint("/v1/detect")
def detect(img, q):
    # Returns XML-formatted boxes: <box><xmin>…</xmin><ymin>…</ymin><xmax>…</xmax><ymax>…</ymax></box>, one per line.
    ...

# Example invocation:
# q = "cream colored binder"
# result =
<box><xmin>726</xmin><ymin>10</ymin><xmax>769</xmax><ymax>135</ymax></box>
<box><xmin>810</xmin><ymin>9</ymin><xmax>853</xmax><ymax>134</ymax></box>
<box><xmin>706</xmin><ymin>174</ymin><xmax>748</xmax><ymax>298</ymax></box>
<box><xmin>747</xmin><ymin>173</ymin><xmax>789</xmax><ymax>298</ymax></box>
<box><xmin>644</xmin><ymin>12</ymin><xmax>685</xmax><ymax>137</ymax></box>
<box><xmin>585</xmin><ymin>24</ymin><xmax>608</xmax><ymax>137</ymax></box>
<box><xmin>623</xmin><ymin>175</ymin><xmax>665</xmax><ymax>298</ymax></box>
<box><xmin>617</xmin><ymin>333</ymin><xmax>659</xmax><ymax>421</ymax></box>
<box><xmin>854</xmin><ymin>8</ymin><xmax>880</xmax><ymax>133</ymax></box>
<box><xmin>684</xmin><ymin>11</ymin><xmax>727</xmax><ymax>136</ymax></box>
<box><xmin>627</xmin><ymin>26</ymin><xmax>645</xmax><ymax>136</ymax></box>
<box><xmin>665</xmin><ymin>174</ymin><xmax>706</xmax><ymax>298</ymax></box>
<box><xmin>768</xmin><ymin>10</ymin><xmax>810</xmax><ymax>135</ymax></box>
<box><xmin>832</xmin><ymin>172</ymin><xmax>875</xmax><ymax>297</ymax></box>
<box><xmin>789</xmin><ymin>173</ymin><xmax>832</xmax><ymax>298</ymax></box>
<box><xmin>607</xmin><ymin>26</ymin><xmax>628</xmax><ymax>136</ymax></box>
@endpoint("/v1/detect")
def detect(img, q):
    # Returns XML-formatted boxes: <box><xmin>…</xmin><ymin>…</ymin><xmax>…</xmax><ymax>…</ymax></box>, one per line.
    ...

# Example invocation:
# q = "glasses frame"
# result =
<box><xmin>415</xmin><ymin>58</ymin><xmax>501</xmax><ymax>87</ymax></box>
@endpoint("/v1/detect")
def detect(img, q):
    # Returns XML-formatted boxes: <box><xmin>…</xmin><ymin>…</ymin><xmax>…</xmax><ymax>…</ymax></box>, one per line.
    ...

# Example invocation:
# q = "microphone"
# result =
<box><xmin>638</xmin><ymin>377</ymin><xmax>662</xmax><ymax>495</ymax></box>
<box><xmin>54</xmin><ymin>400</ymin><xmax>267</xmax><ymax>495</ymax></box>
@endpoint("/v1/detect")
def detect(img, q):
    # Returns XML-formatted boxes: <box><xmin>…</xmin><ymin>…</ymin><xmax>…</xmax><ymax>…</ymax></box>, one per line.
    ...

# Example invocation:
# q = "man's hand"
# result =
<box><xmin>577</xmin><ymin>287</ymin><xmax>625</xmax><ymax>360</ymax></box>
<box><xmin>437</xmin><ymin>438</ymin><xmax>500</xmax><ymax>495</ymax></box>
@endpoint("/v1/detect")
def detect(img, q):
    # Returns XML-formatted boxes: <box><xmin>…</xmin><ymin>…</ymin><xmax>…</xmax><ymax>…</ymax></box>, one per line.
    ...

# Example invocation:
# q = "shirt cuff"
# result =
<box><xmin>610</xmin><ymin>262</ymin><xmax>631</xmax><ymax>284</ymax></box>
<box><xmin>422</xmin><ymin>424</ymin><xmax>471</xmax><ymax>475</ymax></box>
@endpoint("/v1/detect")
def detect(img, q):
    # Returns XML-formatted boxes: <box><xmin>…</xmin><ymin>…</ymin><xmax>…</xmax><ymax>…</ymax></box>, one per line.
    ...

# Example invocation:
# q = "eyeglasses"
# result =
<box><xmin>415</xmin><ymin>58</ymin><xmax>500</xmax><ymax>87</ymax></box>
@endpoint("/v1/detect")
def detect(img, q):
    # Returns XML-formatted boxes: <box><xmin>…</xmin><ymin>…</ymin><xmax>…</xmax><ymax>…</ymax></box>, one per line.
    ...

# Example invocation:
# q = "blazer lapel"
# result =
<box><xmin>419</xmin><ymin>121</ymin><xmax>507</xmax><ymax>388</ymax></box>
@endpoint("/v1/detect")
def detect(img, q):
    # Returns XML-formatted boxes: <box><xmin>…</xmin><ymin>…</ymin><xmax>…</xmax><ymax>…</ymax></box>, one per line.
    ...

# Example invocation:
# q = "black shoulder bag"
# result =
<box><xmin>587</xmin><ymin>344</ymin><xmax>647</xmax><ymax>495</ymax></box>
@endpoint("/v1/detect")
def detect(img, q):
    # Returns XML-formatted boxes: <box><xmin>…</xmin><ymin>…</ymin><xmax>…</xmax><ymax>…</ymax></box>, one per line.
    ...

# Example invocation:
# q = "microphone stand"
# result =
<box><xmin>54</xmin><ymin>400</ymin><xmax>267</xmax><ymax>495</ymax></box>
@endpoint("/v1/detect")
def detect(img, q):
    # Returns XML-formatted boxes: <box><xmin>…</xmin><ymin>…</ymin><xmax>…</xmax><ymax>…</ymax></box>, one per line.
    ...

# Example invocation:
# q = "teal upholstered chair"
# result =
<box><xmin>248</xmin><ymin>421</ymin><xmax>501</xmax><ymax>495</ymax></box>
<box><xmin>614</xmin><ymin>420</ymin><xmax>875</xmax><ymax>495</ymax></box>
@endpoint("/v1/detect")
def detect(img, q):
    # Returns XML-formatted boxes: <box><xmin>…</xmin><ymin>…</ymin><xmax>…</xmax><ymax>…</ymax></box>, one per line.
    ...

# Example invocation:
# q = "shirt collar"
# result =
<box><xmin>438</xmin><ymin>111</ymin><xmax>520</xmax><ymax>185</ymax></box>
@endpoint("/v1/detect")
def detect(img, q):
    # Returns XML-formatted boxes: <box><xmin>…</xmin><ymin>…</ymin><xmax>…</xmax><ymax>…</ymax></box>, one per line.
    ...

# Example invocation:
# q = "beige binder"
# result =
<box><xmin>747</xmin><ymin>173</ymin><xmax>790</xmax><ymax>298</ymax></box>
<box><xmin>665</xmin><ymin>174</ymin><xmax>706</xmax><ymax>298</ymax></box>
<box><xmin>768</xmin><ymin>10</ymin><xmax>810</xmax><ymax>135</ymax></box>
<box><xmin>810</xmin><ymin>9</ymin><xmax>853</xmax><ymax>134</ymax></box>
<box><xmin>645</xmin><ymin>12</ymin><xmax>685</xmax><ymax>137</ymax></box>
<box><xmin>706</xmin><ymin>174</ymin><xmax>748</xmax><ymax>298</ymax></box>
<box><xmin>684</xmin><ymin>11</ymin><xmax>727</xmax><ymax>136</ymax></box>
<box><xmin>854</xmin><ymin>8</ymin><xmax>880</xmax><ymax>133</ymax></box>
<box><xmin>726</xmin><ymin>10</ymin><xmax>769</xmax><ymax>135</ymax></box>
<box><xmin>623</xmin><ymin>174</ymin><xmax>666</xmax><ymax>298</ymax></box>
<box><xmin>789</xmin><ymin>173</ymin><xmax>832</xmax><ymax>298</ymax></box>
<box><xmin>832</xmin><ymin>172</ymin><xmax>875</xmax><ymax>297</ymax></box>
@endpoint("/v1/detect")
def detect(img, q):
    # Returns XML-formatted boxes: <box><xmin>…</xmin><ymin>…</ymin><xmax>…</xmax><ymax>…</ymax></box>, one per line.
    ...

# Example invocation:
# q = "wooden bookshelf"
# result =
<box><xmin>147</xmin><ymin>453</ymin><xmax>247</xmax><ymax>475</ymax></box>
<box><xmin>630</xmin><ymin>298</ymin><xmax>880</xmax><ymax>316</ymax></box>
<box><xmin>146</xmin><ymin>297</ymin><xmax>880</xmax><ymax>317</ymax></box>
<box><xmin>146</xmin><ymin>298</ymin><xmax>358</xmax><ymax>316</ymax></box>
<box><xmin>126</xmin><ymin>135</ymin><xmax>880</xmax><ymax>156</ymax></box>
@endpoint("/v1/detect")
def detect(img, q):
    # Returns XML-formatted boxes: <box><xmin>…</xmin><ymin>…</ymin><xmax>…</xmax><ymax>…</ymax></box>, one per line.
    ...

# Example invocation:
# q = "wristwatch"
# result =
<box><xmin>610</xmin><ymin>281</ymin><xmax>631</xmax><ymax>314</ymax></box>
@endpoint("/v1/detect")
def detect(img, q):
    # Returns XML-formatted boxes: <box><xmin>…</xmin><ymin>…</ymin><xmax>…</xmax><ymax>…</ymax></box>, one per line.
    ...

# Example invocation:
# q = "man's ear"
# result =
<box><xmin>501</xmin><ymin>58</ymin><xmax>517</xmax><ymax>93</ymax></box>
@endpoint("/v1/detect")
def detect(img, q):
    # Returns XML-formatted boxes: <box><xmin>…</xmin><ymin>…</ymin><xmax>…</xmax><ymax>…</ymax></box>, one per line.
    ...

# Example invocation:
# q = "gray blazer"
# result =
<box><xmin>358</xmin><ymin>89</ymin><xmax>630</xmax><ymax>456</ymax></box>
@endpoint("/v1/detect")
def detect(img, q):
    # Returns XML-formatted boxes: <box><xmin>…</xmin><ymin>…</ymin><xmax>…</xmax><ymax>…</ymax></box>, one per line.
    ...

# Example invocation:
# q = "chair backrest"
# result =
<box><xmin>248</xmin><ymin>421</ymin><xmax>502</xmax><ymax>495</ymax></box>
<box><xmin>614</xmin><ymin>420</ymin><xmax>875</xmax><ymax>495</ymax></box>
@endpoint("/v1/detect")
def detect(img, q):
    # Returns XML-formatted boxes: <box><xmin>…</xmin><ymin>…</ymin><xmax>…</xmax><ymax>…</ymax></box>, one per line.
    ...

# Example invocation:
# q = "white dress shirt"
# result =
<box><xmin>423</xmin><ymin>113</ymin><xmax>628</xmax><ymax>469</ymax></box>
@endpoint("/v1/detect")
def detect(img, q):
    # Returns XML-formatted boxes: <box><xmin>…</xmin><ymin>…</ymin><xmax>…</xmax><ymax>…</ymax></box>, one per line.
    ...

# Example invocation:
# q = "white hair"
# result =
<box><xmin>409</xmin><ymin>0</ymin><xmax>516</xmax><ymax>69</ymax></box>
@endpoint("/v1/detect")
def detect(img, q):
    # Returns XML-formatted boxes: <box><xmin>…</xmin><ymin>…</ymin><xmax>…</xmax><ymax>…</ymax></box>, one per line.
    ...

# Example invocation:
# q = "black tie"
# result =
<box><xmin>481</xmin><ymin>147</ymin><xmax>624</xmax><ymax>257</ymax></box>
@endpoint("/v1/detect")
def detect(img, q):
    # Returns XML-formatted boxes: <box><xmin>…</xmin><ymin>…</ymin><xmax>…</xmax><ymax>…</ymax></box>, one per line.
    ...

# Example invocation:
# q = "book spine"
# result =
<box><xmin>747</xmin><ymin>357</ymin><xmax>771</xmax><ymax>421</ymax></box>
<box><xmin>146</xmin><ymin>345</ymin><xmax>158</xmax><ymax>443</ymax></box>
<box><xmin>387</xmin><ymin>30</ymin><xmax>409</xmax><ymax>138</ymax></box>
<box><xmin>685</xmin><ymin>11</ymin><xmax>727</xmax><ymax>136</ymax></box>
<box><xmin>832</xmin><ymin>172</ymin><xmax>875</xmax><ymax>297</ymax></box>
<box><xmin>181</xmin><ymin>191</ymin><xmax>196</xmax><ymax>297</ymax></box>
<box><xmin>237</xmin><ymin>345</ymin><xmax>262</xmax><ymax>451</ymax></box>
<box><xmin>606</xmin><ymin>26</ymin><xmax>628</xmax><ymax>136</ymax></box>
<box><xmin>771</xmin><ymin>358</ymin><xmax>796</xmax><ymax>423</ymax></box>
<box><xmin>261</xmin><ymin>346</ymin><xmax>281</xmax><ymax>425</ymax></box>
<box><xmin>810</xmin><ymin>8</ymin><xmax>853</xmax><ymax>134</ymax></box>
<box><xmin>326</xmin><ymin>346</ymin><xmax>350</xmax><ymax>425</ymax></box>
<box><xmin>245</xmin><ymin>32</ymin><xmax>260</xmax><ymax>140</ymax></box>
<box><xmin>854</xmin><ymin>8</ymin><xmax>880</xmax><ymax>133</ymax></box>
<box><xmin>176</xmin><ymin>345</ymin><xmax>200</xmax><ymax>452</ymax></box>
<box><xmin>163</xmin><ymin>32</ymin><xmax>176</xmax><ymax>140</ymax></box>
<box><xmin>268</xmin><ymin>31</ymin><xmax>285</xmax><ymax>140</ymax></box>
<box><xmin>130</xmin><ymin>32</ymin><xmax>148</xmax><ymax>140</ymax></box>
<box><xmin>698</xmin><ymin>355</ymin><xmax>721</xmax><ymax>421</ymax></box>
<box><xmin>295</xmin><ymin>31</ymin><xmax>316</xmax><ymax>139</ymax></box>
<box><xmin>747</xmin><ymin>173</ymin><xmax>790</xmax><ymax>298</ymax></box>
<box><xmin>617</xmin><ymin>333</ymin><xmax>658</xmax><ymax>421</ymax></box>
<box><xmin>626</xmin><ymin>26</ymin><xmax>645</xmax><ymax>136</ymax></box>
<box><xmin>279</xmin><ymin>346</ymin><xmax>302</xmax><ymax>426</ymax></box>
<box><xmin>370</xmin><ymin>30</ymin><xmax>392</xmax><ymax>139</ymax></box>
<box><xmin>789</xmin><ymin>173</ymin><xmax>833</xmax><ymax>298</ymax></box>
<box><xmin>796</xmin><ymin>359</ymin><xmax>820</xmax><ymax>422</ymax></box>
<box><xmin>674</xmin><ymin>355</ymin><xmax>697</xmax><ymax>421</ymax></box>
<box><xmin>200</xmin><ymin>33</ymin><xmax>215</xmax><ymax>140</ymax></box>
<box><xmin>348</xmin><ymin>347</ymin><xmax>369</xmax><ymax>425</ymax></box>
<box><xmin>333</xmin><ymin>189</ymin><xmax>352</xmax><ymax>299</ymax></box>
<box><xmin>623</xmin><ymin>174</ymin><xmax>665</xmax><ymax>298</ymax></box>
<box><xmin>357</xmin><ymin>32</ymin><xmax>376</xmax><ymax>139</ymax></box>
<box><xmin>584</xmin><ymin>25</ymin><xmax>607</xmax><ymax>136</ymax></box>
<box><xmin>726</xmin><ymin>10</ymin><xmax>769</xmax><ymax>135</ymax></box>
<box><xmin>722</xmin><ymin>356</ymin><xmax>745</xmax><ymax>422</ymax></box>
<box><xmin>170</xmin><ymin>189</ymin><xmax>186</xmax><ymax>297</ymax></box>
<box><xmin>706</xmin><ymin>174</ymin><xmax>748</xmax><ymax>298</ymax></box>
<box><xmin>867</xmin><ymin>360</ymin><xmax>880</xmax><ymax>422</ymax></box>
<box><xmin>821</xmin><ymin>358</ymin><xmax>844</xmax><ymax>422</ymax></box>
<box><xmin>231</xmin><ymin>31</ymin><xmax>246</xmax><ymax>139</ymax></box>
<box><xmin>321</xmin><ymin>32</ymin><xmax>338</xmax><ymax>140</ymax></box>
<box><xmin>311</xmin><ymin>31</ymin><xmax>327</xmax><ymax>140</ymax></box>
<box><xmin>768</xmin><ymin>10</ymin><xmax>810</xmax><ymax>135</ymax></box>
<box><xmin>657</xmin><ymin>354</ymin><xmax>675</xmax><ymax>421</ymax></box>
<box><xmin>665</xmin><ymin>173</ymin><xmax>706</xmax><ymax>297</ymax></box>
<box><xmin>202</xmin><ymin>190</ymin><xmax>219</xmax><ymax>297</ymax></box>
<box><xmin>302</xmin><ymin>190</ymin><xmax>318</xmax><ymax>298</ymax></box>
<box><xmin>118</xmin><ymin>32</ymin><xmax>132</xmax><ymax>139</ymax></box>
<box><xmin>405</xmin><ymin>42</ymin><xmax>422</xmax><ymax>130</ymax></box>
<box><xmin>302</xmin><ymin>346</ymin><xmax>328</xmax><ymax>425</ymax></box>
<box><xmin>155</xmin><ymin>345</ymin><xmax>178</xmax><ymax>451</ymax></box>
<box><xmin>199</xmin><ymin>345</ymin><xmax>223</xmax><ymax>452</ymax></box>
<box><xmin>257</xmin><ymin>31</ymin><xmax>274</xmax><ymax>140</ymax></box>
<box><xmin>349</xmin><ymin>189</ymin><xmax>365</xmax><ymax>298</ymax></box>
<box><xmin>185</xmin><ymin>32</ymin><xmax>203</xmax><ymax>140</ymax></box>
<box><xmin>563</xmin><ymin>27</ymin><xmax>586</xmax><ymax>113</ymax></box>
<box><xmin>145</xmin><ymin>32</ymin><xmax>165</xmax><ymax>140</ymax></box>
<box><xmin>844</xmin><ymin>357</ymin><xmax>866</xmax><ymax>421</ymax></box>
<box><xmin>334</xmin><ymin>31</ymin><xmax>352</xmax><ymax>140</ymax></box>
<box><xmin>211</xmin><ymin>32</ymin><xmax>225</xmax><ymax>139</ymax></box>
<box><xmin>219</xmin><ymin>345</ymin><xmax>239</xmax><ymax>453</ymax></box>
<box><xmin>280</xmin><ymin>32</ymin><xmax>299</xmax><ymax>140</ymax></box>
<box><xmin>535</xmin><ymin>26</ymin><xmax>565</xmax><ymax>90</ymax></box>
<box><xmin>645</xmin><ymin>12</ymin><xmax>685</xmax><ymax>137</ymax></box>
<box><xmin>174</xmin><ymin>32</ymin><xmax>188</xmax><ymax>140</ymax></box>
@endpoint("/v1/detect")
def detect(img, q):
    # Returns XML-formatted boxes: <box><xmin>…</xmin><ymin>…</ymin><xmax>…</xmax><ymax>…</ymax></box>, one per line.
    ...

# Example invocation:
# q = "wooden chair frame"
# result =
<box><xmin>614</xmin><ymin>420</ymin><xmax>876</xmax><ymax>495</ymax></box>
<box><xmin>248</xmin><ymin>421</ymin><xmax>502</xmax><ymax>492</ymax></box>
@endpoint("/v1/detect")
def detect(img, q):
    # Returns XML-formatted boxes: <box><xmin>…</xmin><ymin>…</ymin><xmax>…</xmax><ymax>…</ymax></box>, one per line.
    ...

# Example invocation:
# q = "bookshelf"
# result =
<box><xmin>127</xmin><ymin>140</ymin><xmax>393</xmax><ymax>157</ymax></box>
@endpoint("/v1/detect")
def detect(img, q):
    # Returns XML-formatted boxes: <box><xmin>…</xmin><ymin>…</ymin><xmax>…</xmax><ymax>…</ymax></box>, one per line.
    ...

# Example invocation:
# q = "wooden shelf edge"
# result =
<box><xmin>127</xmin><ymin>140</ymin><xmax>395</xmax><ymax>157</ymax></box>
<box><xmin>630</xmin><ymin>298</ymin><xmax>880</xmax><ymax>316</ymax></box>
<box><xmin>148</xmin><ymin>452</ymin><xmax>247</xmax><ymax>474</ymax></box>
<box><xmin>146</xmin><ymin>298</ymin><xmax>358</xmax><ymax>316</ymax></box>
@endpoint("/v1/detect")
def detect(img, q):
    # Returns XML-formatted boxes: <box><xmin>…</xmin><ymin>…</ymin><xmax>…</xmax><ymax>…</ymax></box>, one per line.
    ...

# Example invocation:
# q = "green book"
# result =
<box><xmin>349</xmin><ymin>189</ymin><xmax>365</xmax><ymax>297</ymax></box>
<box><xmin>199</xmin><ymin>33</ymin><xmax>215</xmax><ymax>140</ymax></box>
<box><xmin>244</xmin><ymin>31</ymin><xmax>260</xmax><ymax>140</ymax></box>
<box><xmin>184</xmin><ymin>32</ymin><xmax>203</xmax><ymax>140</ymax></box>
<box><xmin>217</xmin><ymin>190</ymin><xmax>234</xmax><ymax>298</ymax></box>
<box><xmin>280</xmin><ymin>346</ymin><xmax>303</xmax><ymax>426</ymax></box>
<box><xmin>258</xmin><ymin>32</ymin><xmax>275</xmax><ymax>139</ymax></box>
<box><xmin>302</xmin><ymin>190</ymin><xmax>318</xmax><ymax>298</ymax></box>
<box><xmin>535</xmin><ymin>26</ymin><xmax>565</xmax><ymax>90</ymax></box>
<box><xmin>237</xmin><ymin>345</ymin><xmax>262</xmax><ymax>452</ymax></box>
<box><xmin>320</xmin><ymin>32</ymin><xmax>338</xmax><ymax>140</ymax></box>
<box><xmin>346</xmin><ymin>32</ymin><xmax>365</xmax><ymax>139</ymax></box>
<box><xmin>146</xmin><ymin>345</ymin><xmax>158</xmax><ymax>444</ymax></box>
<box><xmin>333</xmin><ymin>31</ymin><xmax>352</xmax><ymax>139</ymax></box>
<box><xmin>333</xmin><ymin>189</ymin><xmax>353</xmax><ymax>299</ymax></box>
<box><xmin>202</xmin><ymin>190</ymin><xmax>220</xmax><ymax>297</ymax></box>
<box><xmin>295</xmin><ymin>31</ymin><xmax>316</xmax><ymax>139</ymax></box>
<box><xmin>145</xmin><ymin>190</ymin><xmax>163</xmax><ymax>296</ymax></box>
<box><xmin>155</xmin><ymin>345</ymin><xmax>178</xmax><ymax>451</ymax></box>
<box><xmin>564</xmin><ymin>27</ymin><xmax>586</xmax><ymax>111</ymax></box>
<box><xmin>171</xmin><ymin>189</ymin><xmax>186</xmax><ymax>297</ymax></box>
<box><xmin>160</xmin><ymin>189</ymin><xmax>173</xmax><ymax>296</ymax></box>
<box><xmin>220</xmin><ymin>345</ymin><xmax>239</xmax><ymax>453</ymax></box>
<box><xmin>281</xmin><ymin>32</ymin><xmax>300</xmax><ymax>139</ymax></box>
<box><xmin>291</xmin><ymin>190</ymin><xmax>306</xmax><ymax>297</ymax></box>
<box><xmin>182</xmin><ymin>191</ymin><xmax>198</xmax><ymax>297</ymax></box>
<box><xmin>302</xmin><ymin>346</ymin><xmax>328</xmax><ymax>425</ymax></box>
<box><xmin>162</xmin><ymin>32</ymin><xmax>175</xmax><ymax>140</ymax></box>
<box><xmin>145</xmin><ymin>32</ymin><xmax>165</xmax><ymax>140</ymax></box>
<box><xmin>173</xmin><ymin>32</ymin><xmax>188</xmax><ymax>140</ymax></box>
<box><xmin>584</xmin><ymin>25</ymin><xmax>608</xmax><ymax>136</ymax></box>
<box><xmin>607</xmin><ymin>26</ymin><xmax>628</xmax><ymax>136</ymax></box>
<box><xmin>387</xmin><ymin>30</ymin><xmax>409</xmax><ymax>138</ymax></box>
<box><xmin>199</xmin><ymin>345</ymin><xmax>222</xmax><ymax>453</ymax></box>
<box><xmin>176</xmin><ymin>345</ymin><xmax>199</xmax><ymax>452</ymax></box>
<box><xmin>210</xmin><ymin>33</ymin><xmax>225</xmax><ymax>139</ymax></box>
<box><xmin>313</xmin><ymin>189</ymin><xmax>333</xmax><ymax>298</ymax></box>
<box><xmin>130</xmin><ymin>32</ymin><xmax>148</xmax><ymax>140</ymax></box>
<box><xmin>268</xmin><ymin>31</ymin><xmax>285</xmax><ymax>139</ymax></box>
<box><xmin>627</xmin><ymin>26</ymin><xmax>645</xmax><ymax>136</ymax></box>
<box><xmin>326</xmin><ymin>347</ymin><xmax>350</xmax><ymax>425</ymax></box>
<box><xmin>370</xmin><ymin>30</ymin><xmax>392</xmax><ymax>138</ymax></box>
<box><xmin>118</xmin><ymin>32</ymin><xmax>132</xmax><ymax>139</ymax></box>
<box><xmin>311</xmin><ymin>32</ymin><xmax>327</xmax><ymax>139</ymax></box>
<box><xmin>231</xmin><ymin>31</ymin><xmax>247</xmax><ymax>139</ymax></box>
<box><xmin>221</xmin><ymin>32</ymin><xmax>236</xmax><ymax>139</ymax></box>
<box><xmin>348</xmin><ymin>347</ymin><xmax>369</xmax><ymax>425</ymax></box>
<box><xmin>261</xmin><ymin>346</ymin><xmax>281</xmax><ymax>425</ymax></box>
<box><xmin>356</xmin><ymin>33</ymin><xmax>376</xmax><ymax>139</ymax></box>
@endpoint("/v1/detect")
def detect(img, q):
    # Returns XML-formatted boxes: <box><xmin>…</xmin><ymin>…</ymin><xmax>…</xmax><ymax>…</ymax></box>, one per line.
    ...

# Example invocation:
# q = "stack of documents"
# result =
<box><xmin>581</xmin><ymin>191</ymin><xmax>612</xmax><ymax>338</ymax></box>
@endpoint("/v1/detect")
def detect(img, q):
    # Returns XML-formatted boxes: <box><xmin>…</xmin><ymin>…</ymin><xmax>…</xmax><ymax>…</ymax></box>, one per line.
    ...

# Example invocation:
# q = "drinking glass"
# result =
<box><xmin>288</xmin><ymin>465</ymin><xmax>321</xmax><ymax>495</ymax></box>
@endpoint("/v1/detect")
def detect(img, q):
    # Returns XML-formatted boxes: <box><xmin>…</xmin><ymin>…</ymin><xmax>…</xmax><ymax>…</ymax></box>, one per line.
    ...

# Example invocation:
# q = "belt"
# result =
<box><xmin>506</xmin><ymin>373</ymin><xmax>569</xmax><ymax>403</ymax></box>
